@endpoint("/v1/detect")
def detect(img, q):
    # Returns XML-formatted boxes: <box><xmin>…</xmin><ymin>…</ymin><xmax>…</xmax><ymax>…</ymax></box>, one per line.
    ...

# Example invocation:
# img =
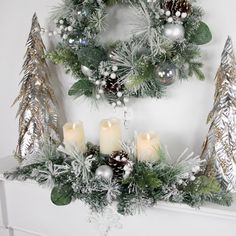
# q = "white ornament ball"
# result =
<box><xmin>59</xmin><ymin>20</ymin><xmax>64</xmax><ymax>25</ymax></box>
<box><xmin>53</xmin><ymin>31</ymin><xmax>58</xmax><ymax>36</ymax></box>
<box><xmin>69</xmin><ymin>38</ymin><xmax>74</xmax><ymax>44</ymax></box>
<box><xmin>160</xmin><ymin>9</ymin><xmax>165</xmax><ymax>15</ymax></box>
<box><xmin>96</xmin><ymin>94</ymin><xmax>101</xmax><ymax>100</ymax></box>
<box><xmin>63</xmin><ymin>34</ymin><xmax>68</xmax><ymax>39</ymax></box>
<box><xmin>192</xmin><ymin>166</ymin><xmax>200</xmax><ymax>173</ymax></box>
<box><xmin>175</xmin><ymin>11</ymin><xmax>181</xmax><ymax>17</ymax></box>
<box><xmin>123</xmin><ymin>97</ymin><xmax>129</xmax><ymax>103</ymax></box>
<box><xmin>98</xmin><ymin>89</ymin><xmax>104</xmax><ymax>94</ymax></box>
<box><xmin>54</xmin><ymin>19</ymin><xmax>59</xmax><ymax>24</ymax></box>
<box><xmin>101</xmin><ymin>80</ymin><xmax>106</xmax><ymax>86</ymax></box>
<box><xmin>110</xmin><ymin>73</ymin><xmax>116</xmax><ymax>79</ymax></box>
<box><xmin>48</xmin><ymin>32</ymin><xmax>53</xmax><ymax>37</ymax></box>
<box><xmin>112</xmin><ymin>65</ymin><xmax>118</xmax><ymax>72</ymax></box>
<box><xmin>165</xmin><ymin>10</ymin><xmax>171</xmax><ymax>16</ymax></box>
<box><xmin>95</xmin><ymin>165</ymin><xmax>113</xmax><ymax>180</ymax></box>
<box><xmin>167</xmin><ymin>17</ymin><xmax>173</xmax><ymax>23</ymax></box>
<box><xmin>59</xmin><ymin>25</ymin><xmax>64</xmax><ymax>30</ymax></box>
<box><xmin>163</xmin><ymin>23</ymin><xmax>185</xmax><ymax>41</ymax></box>
<box><xmin>67</xmin><ymin>26</ymin><xmax>73</xmax><ymax>32</ymax></box>
<box><xmin>117</xmin><ymin>101</ymin><xmax>122</xmax><ymax>106</ymax></box>
<box><xmin>190</xmin><ymin>175</ymin><xmax>196</xmax><ymax>181</ymax></box>
<box><xmin>178</xmin><ymin>179</ymin><xmax>183</xmax><ymax>185</ymax></box>
<box><xmin>95</xmin><ymin>80</ymin><xmax>100</xmax><ymax>85</ymax></box>
<box><xmin>181</xmin><ymin>12</ymin><xmax>188</xmax><ymax>18</ymax></box>
<box><xmin>104</xmin><ymin>71</ymin><xmax>110</xmax><ymax>77</ymax></box>
<box><xmin>117</xmin><ymin>92</ymin><xmax>123</xmax><ymax>98</ymax></box>
<box><xmin>112</xmin><ymin>102</ymin><xmax>116</xmax><ymax>107</ymax></box>
<box><xmin>183</xmin><ymin>173</ymin><xmax>189</xmax><ymax>179</ymax></box>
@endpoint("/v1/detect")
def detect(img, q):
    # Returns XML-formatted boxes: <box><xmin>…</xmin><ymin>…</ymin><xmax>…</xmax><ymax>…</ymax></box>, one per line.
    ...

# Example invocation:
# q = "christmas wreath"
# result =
<box><xmin>48</xmin><ymin>0</ymin><xmax>212</xmax><ymax>107</ymax></box>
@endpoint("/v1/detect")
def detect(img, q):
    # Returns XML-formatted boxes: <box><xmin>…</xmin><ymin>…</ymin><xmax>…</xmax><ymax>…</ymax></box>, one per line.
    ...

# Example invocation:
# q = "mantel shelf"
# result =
<box><xmin>1</xmin><ymin>156</ymin><xmax>236</xmax><ymax>221</ymax></box>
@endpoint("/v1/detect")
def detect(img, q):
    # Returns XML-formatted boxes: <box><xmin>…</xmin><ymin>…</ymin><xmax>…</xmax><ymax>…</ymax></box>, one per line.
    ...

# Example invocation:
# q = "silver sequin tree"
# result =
<box><xmin>14</xmin><ymin>13</ymin><xmax>61</xmax><ymax>161</ymax></box>
<box><xmin>201</xmin><ymin>37</ymin><xmax>236</xmax><ymax>192</ymax></box>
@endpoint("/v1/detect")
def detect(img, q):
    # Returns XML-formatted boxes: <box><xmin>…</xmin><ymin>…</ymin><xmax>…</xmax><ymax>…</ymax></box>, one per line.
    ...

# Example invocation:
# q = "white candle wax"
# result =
<box><xmin>136</xmin><ymin>132</ymin><xmax>160</xmax><ymax>161</ymax></box>
<box><xmin>100</xmin><ymin>118</ymin><xmax>122</xmax><ymax>155</ymax></box>
<box><xmin>63</xmin><ymin>122</ymin><xmax>86</xmax><ymax>153</ymax></box>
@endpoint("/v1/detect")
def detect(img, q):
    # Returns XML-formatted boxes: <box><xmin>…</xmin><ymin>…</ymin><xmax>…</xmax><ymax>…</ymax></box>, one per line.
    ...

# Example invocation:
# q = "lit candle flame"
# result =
<box><xmin>72</xmin><ymin>123</ymin><xmax>76</xmax><ymax>129</ymax></box>
<box><xmin>107</xmin><ymin>121</ymin><xmax>112</xmax><ymax>128</ymax></box>
<box><xmin>146</xmin><ymin>133</ymin><xmax>151</xmax><ymax>140</ymax></box>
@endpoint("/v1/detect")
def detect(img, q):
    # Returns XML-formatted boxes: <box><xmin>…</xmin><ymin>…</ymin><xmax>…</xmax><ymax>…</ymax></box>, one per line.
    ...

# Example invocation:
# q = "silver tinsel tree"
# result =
<box><xmin>14</xmin><ymin>13</ymin><xmax>60</xmax><ymax>161</ymax></box>
<box><xmin>201</xmin><ymin>37</ymin><xmax>236</xmax><ymax>192</ymax></box>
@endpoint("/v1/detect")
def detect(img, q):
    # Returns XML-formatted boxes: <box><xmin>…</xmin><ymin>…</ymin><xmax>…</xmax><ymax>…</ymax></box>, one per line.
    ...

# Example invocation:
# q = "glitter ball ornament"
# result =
<box><xmin>95</xmin><ymin>165</ymin><xmax>113</xmax><ymax>180</ymax></box>
<box><xmin>156</xmin><ymin>64</ymin><xmax>177</xmax><ymax>85</ymax></box>
<box><xmin>163</xmin><ymin>23</ymin><xmax>185</xmax><ymax>41</ymax></box>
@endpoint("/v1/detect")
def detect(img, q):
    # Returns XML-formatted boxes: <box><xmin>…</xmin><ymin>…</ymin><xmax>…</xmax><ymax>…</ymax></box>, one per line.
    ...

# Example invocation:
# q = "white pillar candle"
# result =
<box><xmin>63</xmin><ymin>122</ymin><xmax>87</xmax><ymax>153</ymax></box>
<box><xmin>136</xmin><ymin>132</ymin><xmax>160</xmax><ymax>161</ymax></box>
<box><xmin>100</xmin><ymin>118</ymin><xmax>122</xmax><ymax>155</ymax></box>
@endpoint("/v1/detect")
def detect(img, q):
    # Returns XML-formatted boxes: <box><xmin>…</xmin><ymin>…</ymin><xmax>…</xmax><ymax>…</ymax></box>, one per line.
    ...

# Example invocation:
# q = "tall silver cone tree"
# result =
<box><xmin>201</xmin><ymin>37</ymin><xmax>236</xmax><ymax>192</ymax></box>
<box><xmin>14</xmin><ymin>13</ymin><xmax>60</xmax><ymax>161</ymax></box>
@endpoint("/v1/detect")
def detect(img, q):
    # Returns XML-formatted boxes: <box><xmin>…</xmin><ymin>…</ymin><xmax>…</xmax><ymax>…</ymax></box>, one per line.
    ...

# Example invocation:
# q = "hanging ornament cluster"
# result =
<box><xmin>47</xmin><ymin>0</ymin><xmax>212</xmax><ymax>106</ymax></box>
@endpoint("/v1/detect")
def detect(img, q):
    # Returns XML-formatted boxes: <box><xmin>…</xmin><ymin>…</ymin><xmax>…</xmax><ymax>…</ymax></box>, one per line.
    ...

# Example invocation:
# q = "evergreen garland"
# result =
<box><xmin>4</xmin><ymin>141</ymin><xmax>232</xmax><ymax>216</ymax></box>
<box><xmin>47</xmin><ymin>0</ymin><xmax>212</xmax><ymax>107</ymax></box>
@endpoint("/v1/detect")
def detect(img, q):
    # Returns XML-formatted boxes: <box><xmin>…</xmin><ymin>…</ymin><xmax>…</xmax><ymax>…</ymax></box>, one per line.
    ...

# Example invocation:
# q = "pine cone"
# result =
<box><xmin>163</xmin><ymin>0</ymin><xmax>192</xmax><ymax>15</ymax></box>
<box><xmin>109</xmin><ymin>150</ymin><xmax>129</xmax><ymax>180</ymax></box>
<box><xmin>103</xmin><ymin>78</ymin><xmax>122</xmax><ymax>93</ymax></box>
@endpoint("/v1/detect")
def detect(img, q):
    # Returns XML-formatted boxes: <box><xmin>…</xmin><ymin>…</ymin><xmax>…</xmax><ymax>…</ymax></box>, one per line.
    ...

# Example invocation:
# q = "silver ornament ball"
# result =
<box><xmin>95</xmin><ymin>165</ymin><xmax>113</xmax><ymax>180</ymax></box>
<box><xmin>156</xmin><ymin>63</ymin><xmax>177</xmax><ymax>86</ymax></box>
<box><xmin>163</xmin><ymin>23</ymin><xmax>185</xmax><ymax>41</ymax></box>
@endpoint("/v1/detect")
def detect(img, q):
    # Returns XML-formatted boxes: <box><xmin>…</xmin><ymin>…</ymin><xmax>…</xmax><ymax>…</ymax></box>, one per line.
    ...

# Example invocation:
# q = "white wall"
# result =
<box><xmin>0</xmin><ymin>0</ymin><xmax>236</xmax><ymax>158</ymax></box>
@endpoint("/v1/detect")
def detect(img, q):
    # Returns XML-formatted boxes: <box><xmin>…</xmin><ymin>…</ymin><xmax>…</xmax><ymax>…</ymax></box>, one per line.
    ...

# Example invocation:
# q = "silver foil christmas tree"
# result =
<box><xmin>201</xmin><ymin>37</ymin><xmax>236</xmax><ymax>192</ymax></box>
<box><xmin>14</xmin><ymin>13</ymin><xmax>61</xmax><ymax>161</ymax></box>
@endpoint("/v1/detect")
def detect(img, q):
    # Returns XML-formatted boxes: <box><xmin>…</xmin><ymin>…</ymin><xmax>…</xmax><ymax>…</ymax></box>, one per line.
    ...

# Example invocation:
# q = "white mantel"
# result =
<box><xmin>0</xmin><ymin>157</ymin><xmax>236</xmax><ymax>236</ymax></box>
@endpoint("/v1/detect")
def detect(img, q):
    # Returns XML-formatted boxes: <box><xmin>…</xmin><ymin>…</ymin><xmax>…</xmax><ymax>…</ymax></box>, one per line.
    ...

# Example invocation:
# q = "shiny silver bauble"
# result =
<box><xmin>163</xmin><ymin>23</ymin><xmax>185</xmax><ymax>41</ymax></box>
<box><xmin>156</xmin><ymin>64</ymin><xmax>177</xmax><ymax>86</ymax></box>
<box><xmin>95</xmin><ymin>165</ymin><xmax>113</xmax><ymax>180</ymax></box>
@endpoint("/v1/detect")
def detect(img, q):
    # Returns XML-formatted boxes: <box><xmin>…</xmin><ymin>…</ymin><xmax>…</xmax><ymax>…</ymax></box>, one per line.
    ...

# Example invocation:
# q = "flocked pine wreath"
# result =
<box><xmin>48</xmin><ymin>0</ymin><xmax>212</xmax><ymax>107</ymax></box>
